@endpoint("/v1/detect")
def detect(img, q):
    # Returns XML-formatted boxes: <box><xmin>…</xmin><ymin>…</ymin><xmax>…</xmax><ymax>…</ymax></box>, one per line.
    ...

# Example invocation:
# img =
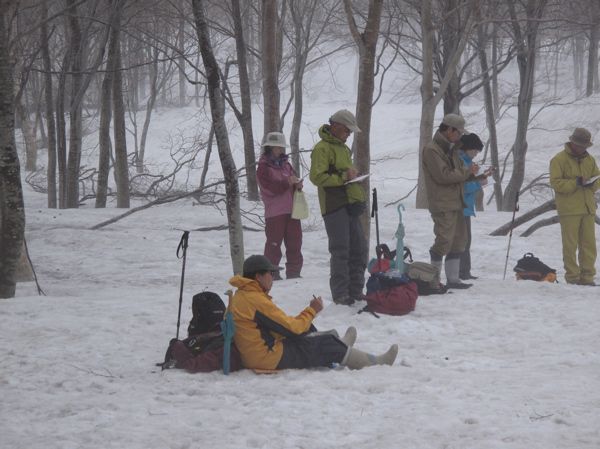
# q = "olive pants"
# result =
<box><xmin>559</xmin><ymin>214</ymin><xmax>597</xmax><ymax>284</ymax></box>
<box><xmin>429</xmin><ymin>210</ymin><xmax>467</xmax><ymax>257</ymax></box>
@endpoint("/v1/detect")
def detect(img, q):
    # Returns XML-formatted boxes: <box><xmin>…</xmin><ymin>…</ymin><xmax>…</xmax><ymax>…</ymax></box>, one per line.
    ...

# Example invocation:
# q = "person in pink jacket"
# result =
<box><xmin>256</xmin><ymin>132</ymin><xmax>303</xmax><ymax>280</ymax></box>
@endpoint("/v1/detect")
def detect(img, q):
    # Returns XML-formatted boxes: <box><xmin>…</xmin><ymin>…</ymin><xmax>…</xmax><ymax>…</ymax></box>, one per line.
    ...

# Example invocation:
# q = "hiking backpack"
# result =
<box><xmin>159</xmin><ymin>291</ymin><xmax>242</xmax><ymax>372</ymax></box>
<box><xmin>402</xmin><ymin>247</ymin><xmax>448</xmax><ymax>295</ymax></box>
<box><xmin>362</xmin><ymin>272</ymin><xmax>418</xmax><ymax>316</ymax></box>
<box><xmin>513</xmin><ymin>253</ymin><xmax>557</xmax><ymax>282</ymax></box>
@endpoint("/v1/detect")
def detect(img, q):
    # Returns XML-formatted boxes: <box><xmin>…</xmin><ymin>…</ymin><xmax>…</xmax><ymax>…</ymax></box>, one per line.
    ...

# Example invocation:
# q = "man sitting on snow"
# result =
<box><xmin>229</xmin><ymin>254</ymin><xmax>398</xmax><ymax>371</ymax></box>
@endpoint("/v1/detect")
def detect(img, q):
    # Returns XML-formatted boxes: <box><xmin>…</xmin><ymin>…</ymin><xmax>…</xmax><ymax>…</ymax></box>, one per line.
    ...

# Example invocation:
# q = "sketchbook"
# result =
<box><xmin>583</xmin><ymin>175</ymin><xmax>600</xmax><ymax>186</ymax></box>
<box><xmin>344</xmin><ymin>173</ymin><xmax>370</xmax><ymax>184</ymax></box>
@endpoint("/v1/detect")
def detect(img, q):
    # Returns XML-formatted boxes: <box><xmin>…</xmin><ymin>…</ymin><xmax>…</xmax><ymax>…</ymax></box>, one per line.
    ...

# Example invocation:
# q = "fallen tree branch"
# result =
<box><xmin>489</xmin><ymin>199</ymin><xmax>556</xmax><ymax>236</ymax></box>
<box><xmin>90</xmin><ymin>179</ymin><xmax>225</xmax><ymax>230</ymax></box>
<box><xmin>385</xmin><ymin>184</ymin><xmax>418</xmax><ymax>207</ymax></box>
<box><xmin>191</xmin><ymin>224</ymin><xmax>262</xmax><ymax>232</ymax></box>
<box><xmin>519</xmin><ymin>215</ymin><xmax>560</xmax><ymax>236</ymax></box>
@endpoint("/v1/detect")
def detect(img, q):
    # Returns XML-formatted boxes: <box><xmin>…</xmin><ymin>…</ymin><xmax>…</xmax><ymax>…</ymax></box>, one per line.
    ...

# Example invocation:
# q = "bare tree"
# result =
<box><xmin>501</xmin><ymin>0</ymin><xmax>548</xmax><ymax>211</ymax></box>
<box><xmin>414</xmin><ymin>0</ymin><xmax>475</xmax><ymax>209</ymax></box>
<box><xmin>261</xmin><ymin>0</ymin><xmax>281</xmax><ymax>133</ymax></box>
<box><xmin>231</xmin><ymin>0</ymin><xmax>258</xmax><ymax>201</ymax></box>
<box><xmin>343</xmin><ymin>0</ymin><xmax>383</xmax><ymax>244</ymax></box>
<box><xmin>192</xmin><ymin>0</ymin><xmax>244</xmax><ymax>274</ymax></box>
<box><xmin>41</xmin><ymin>0</ymin><xmax>57</xmax><ymax>208</ymax></box>
<box><xmin>111</xmin><ymin>0</ymin><xmax>130</xmax><ymax>208</ymax></box>
<box><xmin>0</xmin><ymin>3</ymin><xmax>26</xmax><ymax>298</ymax></box>
<box><xmin>586</xmin><ymin>0</ymin><xmax>600</xmax><ymax>96</ymax></box>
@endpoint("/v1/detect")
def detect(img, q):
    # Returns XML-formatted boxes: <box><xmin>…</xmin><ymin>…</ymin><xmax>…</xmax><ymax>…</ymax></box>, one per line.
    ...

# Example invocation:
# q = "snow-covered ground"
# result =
<box><xmin>2</xmin><ymin>61</ymin><xmax>600</xmax><ymax>448</ymax></box>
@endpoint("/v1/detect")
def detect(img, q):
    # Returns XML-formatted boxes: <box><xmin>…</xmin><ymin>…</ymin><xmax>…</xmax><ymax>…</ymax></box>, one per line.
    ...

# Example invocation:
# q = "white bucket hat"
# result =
<box><xmin>261</xmin><ymin>132</ymin><xmax>288</xmax><ymax>148</ymax></box>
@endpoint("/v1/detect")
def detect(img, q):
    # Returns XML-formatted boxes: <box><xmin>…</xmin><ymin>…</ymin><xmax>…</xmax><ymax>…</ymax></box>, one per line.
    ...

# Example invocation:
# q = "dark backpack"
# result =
<box><xmin>361</xmin><ymin>271</ymin><xmax>418</xmax><ymax>317</ymax></box>
<box><xmin>513</xmin><ymin>253</ymin><xmax>557</xmax><ymax>282</ymax></box>
<box><xmin>159</xmin><ymin>291</ymin><xmax>242</xmax><ymax>372</ymax></box>
<box><xmin>187</xmin><ymin>291</ymin><xmax>226</xmax><ymax>335</ymax></box>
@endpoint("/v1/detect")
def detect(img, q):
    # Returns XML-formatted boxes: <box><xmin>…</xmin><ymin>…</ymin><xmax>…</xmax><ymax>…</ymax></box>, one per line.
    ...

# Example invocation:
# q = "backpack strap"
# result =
<box><xmin>358</xmin><ymin>306</ymin><xmax>380</xmax><ymax>319</ymax></box>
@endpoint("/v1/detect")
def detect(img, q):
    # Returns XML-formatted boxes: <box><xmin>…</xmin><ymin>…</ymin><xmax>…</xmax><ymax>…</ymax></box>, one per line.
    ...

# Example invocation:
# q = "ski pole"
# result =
<box><xmin>371</xmin><ymin>188</ymin><xmax>381</xmax><ymax>271</ymax></box>
<box><xmin>502</xmin><ymin>192</ymin><xmax>519</xmax><ymax>280</ymax></box>
<box><xmin>175</xmin><ymin>231</ymin><xmax>190</xmax><ymax>340</ymax></box>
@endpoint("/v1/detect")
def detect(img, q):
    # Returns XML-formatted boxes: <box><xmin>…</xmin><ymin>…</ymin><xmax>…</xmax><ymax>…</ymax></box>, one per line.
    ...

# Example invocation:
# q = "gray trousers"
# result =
<box><xmin>323</xmin><ymin>206</ymin><xmax>367</xmax><ymax>301</ymax></box>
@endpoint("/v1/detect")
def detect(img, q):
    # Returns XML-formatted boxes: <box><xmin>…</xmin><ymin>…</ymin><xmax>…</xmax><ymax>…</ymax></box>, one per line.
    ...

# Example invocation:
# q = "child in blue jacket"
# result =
<box><xmin>459</xmin><ymin>133</ymin><xmax>487</xmax><ymax>280</ymax></box>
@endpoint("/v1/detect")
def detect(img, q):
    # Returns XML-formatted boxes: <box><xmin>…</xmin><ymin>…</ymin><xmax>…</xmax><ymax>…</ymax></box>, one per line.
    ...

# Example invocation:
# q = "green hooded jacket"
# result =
<box><xmin>309</xmin><ymin>124</ymin><xmax>366</xmax><ymax>215</ymax></box>
<box><xmin>549</xmin><ymin>144</ymin><xmax>600</xmax><ymax>216</ymax></box>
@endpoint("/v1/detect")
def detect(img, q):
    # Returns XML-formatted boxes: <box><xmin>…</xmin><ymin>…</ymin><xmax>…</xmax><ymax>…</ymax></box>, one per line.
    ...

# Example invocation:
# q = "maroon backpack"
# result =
<box><xmin>362</xmin><ymin>276</ymin><xmax>419</xmax><ymax>316</ymax></box>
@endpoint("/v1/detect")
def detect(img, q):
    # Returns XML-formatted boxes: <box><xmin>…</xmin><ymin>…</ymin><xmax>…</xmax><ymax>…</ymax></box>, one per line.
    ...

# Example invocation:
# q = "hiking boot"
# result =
<box><xmin>286</xmin><ymin>273</ymin><xmax>302</xmax><ymax>280</ymax></box>
<box><xmin>578</xmin><ymin>281</ymin><xmax>596</xmax><ymax>286</ymax></box>
<box><xmin>447</xmin><ymin>281</ymin><xmax>473</xmax><ymax>289</ymax></box>
<box><xmin>333</xmin><ymin>296</ymin><xmax>355</xmax><ymax>306</ymax></box>
<box><xmin>459</xmin><ymin>273</ymin><xmax>478</xmax><ymax>280</ymax></box>
<box><xmin>351</xmin><ymin>294</ymin><xmax>368</xmax><ymax>302</ymax></box>
<box><xmin>272</xmin><ymin>272</ymin><xmax>283</xmax><ymax>281</ymax></box>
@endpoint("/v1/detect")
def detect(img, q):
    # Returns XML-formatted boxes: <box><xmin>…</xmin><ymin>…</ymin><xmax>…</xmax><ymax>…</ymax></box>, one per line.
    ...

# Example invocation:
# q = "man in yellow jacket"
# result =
<box><xmin>550</xmin><ymin>128</ymin><xmax>600</xmax><ymax>285</ymax></box>
<box><xmin>229</xmin><ymin>255</ymin><xmax>398</xmax><ymax>370</ymax></box>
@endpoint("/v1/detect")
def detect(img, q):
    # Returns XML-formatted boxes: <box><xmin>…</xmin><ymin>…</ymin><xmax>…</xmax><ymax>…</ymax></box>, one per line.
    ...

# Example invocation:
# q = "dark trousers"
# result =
<box><xmin>264</xmin><ymin>213</ymin><xmax>303</xmax><ymax>277</ymax></box>
<box><xmin>459</xmin><ymin>216</ymin><xmax>472</xmax><ymax>277</ymax></box>
<box><xmin>323</xmin><ymin>206</ymin><xmax>368</xmax><ymax>301</ymax></box>
<box><xmin>277</xmin><ymin>334</ymin><xmax>347</xmax><ymax>369</ymax></box>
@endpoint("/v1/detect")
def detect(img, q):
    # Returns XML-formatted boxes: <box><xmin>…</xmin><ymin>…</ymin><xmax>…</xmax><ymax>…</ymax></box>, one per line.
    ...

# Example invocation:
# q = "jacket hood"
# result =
<box><xmin>229</xmin><ymin>274</ymin><xmax>263</xmax><ymax>291</ymax></box>
<box><xmin>318</xmin><ymin>124</ymin><xmax>345</xmax><ymax>145</ymax></box>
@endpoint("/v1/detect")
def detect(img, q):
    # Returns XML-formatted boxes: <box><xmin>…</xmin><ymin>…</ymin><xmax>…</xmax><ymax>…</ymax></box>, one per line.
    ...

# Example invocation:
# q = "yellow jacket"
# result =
<box><xmin>228</xmin><ymin>275</ymin><xmax>317</xmax><ymax>370</ymax></box>
<box><xmin>549</xmin><ymin>145</ymin><xmax>600</xmax><ymax>216</ymax></box>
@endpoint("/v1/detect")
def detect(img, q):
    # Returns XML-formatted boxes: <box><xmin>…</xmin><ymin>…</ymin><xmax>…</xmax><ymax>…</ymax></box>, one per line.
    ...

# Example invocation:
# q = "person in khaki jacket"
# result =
<box><xmin>422</xmin><ymin>114</ymin><xmax>491</xmax><ymax>289</ymax></box>
<box><xmin>549</xmin><ymin>128</ymin><xmax>600</xmax><ymax>285</ymax></box>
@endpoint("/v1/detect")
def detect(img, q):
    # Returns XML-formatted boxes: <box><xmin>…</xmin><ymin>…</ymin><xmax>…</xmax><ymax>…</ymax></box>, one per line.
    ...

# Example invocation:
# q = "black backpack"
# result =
<box><xmin>159</xmin><ymin>291</ymin><xmax>242</xmax><ymax>371</ymax></box>
<box><xmin>187</xmin><ymin>291</ymin><xmax>226</xmax><ymax>335</ymax></box>
<box><xmin>513</xmin><ymin>253</ymin><xmax>557</xmax><ymax>282</ymax></box>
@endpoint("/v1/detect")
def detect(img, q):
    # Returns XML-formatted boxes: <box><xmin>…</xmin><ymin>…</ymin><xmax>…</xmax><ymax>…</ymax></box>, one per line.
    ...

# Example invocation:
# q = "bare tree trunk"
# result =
<box><xmin>16</xmin><ymin>102</ymin><xmax>37</xmax><ymax>171</ymax></box>
<box><xmin>232</xmin><ymin>0</ymin><xmax>258</xmax><ymax>201</ymax></box>
<box><xmin>111</xmin><ymin>0</ymin><xmax>130</xmax><ymax>208</ymax></box>
<box><xmin>261</xmin><ymin>0</ymin><xmax>281</xmax><ymax>133</ymax></box>
<box><xmin>41</xmin><ymin>0</ymin><xmax>57</xmax><ymax>208</ymax></box>
<box><xmin>476</xmin><ymin>11</ymin><xmax>503</xmax><ymax>209</ymax></box>
<box><xmin>501</xmin><ymin>0</ymin><xmax>547</xmax><ymax>211</ymax></box>
<box><xmin>178</xmin><ymin>14</ymin><xmax>186</xmax><ymax>107</ymax></box>
<box><xmin>56</xmin><ymin>50</ymin><xmax>69</xmax><ymax>209</ymax></box>
<box><xmin>138</xmin><ymin>46</ymin><xmax>159</xmax><ymax>174</ymax></box>
<box><xmin>586</xmin><ymin>2</ymin><xmax>599</xmax><ymax>96</ymax></box>
<box><xmin>65</xmin><ymin>0</ymin><xmax>84</xmax><ymax>208</ymax></box>
<box><xmin>0</xmin><ymin>7</ymin><xmax>26</xmax><ymax>298</ymax></box>
<box><xmin>343</xmin><ymin>0</ymin><xmax>383</xmax><ymax>247</ymax></box>
<box><xmin>573</xmin><ymin>35</ymin><xmax>585</xmax><ymax>93</ymax></box>
<box><xmin>97</xmin><ymin>2</ymin><xmax>119</xmax><ymax>209</ymax></box>
<box><xmin>192</xmin><ymin>0</ymin><xmax>245</xmax><ymax>274</ymax></box>
<box><xmin>491</xmin><ymin>21</ymin><xmax>500</xmax><ymax>115</ymax></box>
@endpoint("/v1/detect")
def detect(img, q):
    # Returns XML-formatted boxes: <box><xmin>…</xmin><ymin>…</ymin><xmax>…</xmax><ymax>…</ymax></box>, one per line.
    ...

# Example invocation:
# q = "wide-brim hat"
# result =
<box><xmin>568</xmin><ymin>128</ymin><xmax>593</xmax><ymax>148</ymax></box>
<box><xmin>329</xmin><ymin>109</ymin><xmax>361</xmax><ymax>133</ymax></box>
<box><xmin>243</xmin><ymin>255</ymin><xmax>282</xmax><ymax>274</ymax></box>
<box><xmin>261</xmin><ymin>132</ymin><xmax>289</xmax><ymax>148</ymax></box>
<box><xmin>442</xmin><ymin>113</ymin><xmax>469</xmax><ymax>134</ymax></box>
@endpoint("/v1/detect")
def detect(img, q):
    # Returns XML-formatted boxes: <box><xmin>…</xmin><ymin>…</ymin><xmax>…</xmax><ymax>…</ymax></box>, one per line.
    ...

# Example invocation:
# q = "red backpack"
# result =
<box><xmin>361</xmin><ymin>272</ymin><xmax>419</xmax><ymax>316</ymax></box>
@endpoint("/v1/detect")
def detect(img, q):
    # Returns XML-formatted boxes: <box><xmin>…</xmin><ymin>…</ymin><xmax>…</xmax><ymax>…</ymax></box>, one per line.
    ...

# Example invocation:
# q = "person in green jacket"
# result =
<box><xmin>309</xmin><ymin>109</ymin><xmax>367</xmax><ymax>305</ymax></box>
<box><xmin>549</xmin><ymin>128</ymin><xmax>600</xmax><ymax>285</ymax></box>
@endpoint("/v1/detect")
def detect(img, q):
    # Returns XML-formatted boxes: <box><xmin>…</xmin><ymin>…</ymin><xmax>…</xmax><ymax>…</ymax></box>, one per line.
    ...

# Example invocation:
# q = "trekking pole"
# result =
<box><xmin>371</xmin><ymin>188</ymin><xmax>381</xmax><ymax>271</ymax></box>
<box><xmin>175</xmin><ymin>231</ymin><xmax>190</xmax><ymax>340</ymax></box>
<box><xmin>502</xmin><ymin>192</ymin><xmax>519</xmax><ymax>280</ymax></box>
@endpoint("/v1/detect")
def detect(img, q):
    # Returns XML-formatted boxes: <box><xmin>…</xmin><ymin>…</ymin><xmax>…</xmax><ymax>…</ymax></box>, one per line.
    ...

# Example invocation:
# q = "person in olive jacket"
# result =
<box><xmin>549</xmin><ymin>128</ymin><xmax>600</xmax><ymax>285</ymax></box>
<box><xmin>422</xmin><ymin>114</ymin><xmax>489</xmax><ymax>289</ymax></box>
<box><xmin>309</xmin><ymin>109</ymin><xmax>367</xmax><ymax>305</ymax></box>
